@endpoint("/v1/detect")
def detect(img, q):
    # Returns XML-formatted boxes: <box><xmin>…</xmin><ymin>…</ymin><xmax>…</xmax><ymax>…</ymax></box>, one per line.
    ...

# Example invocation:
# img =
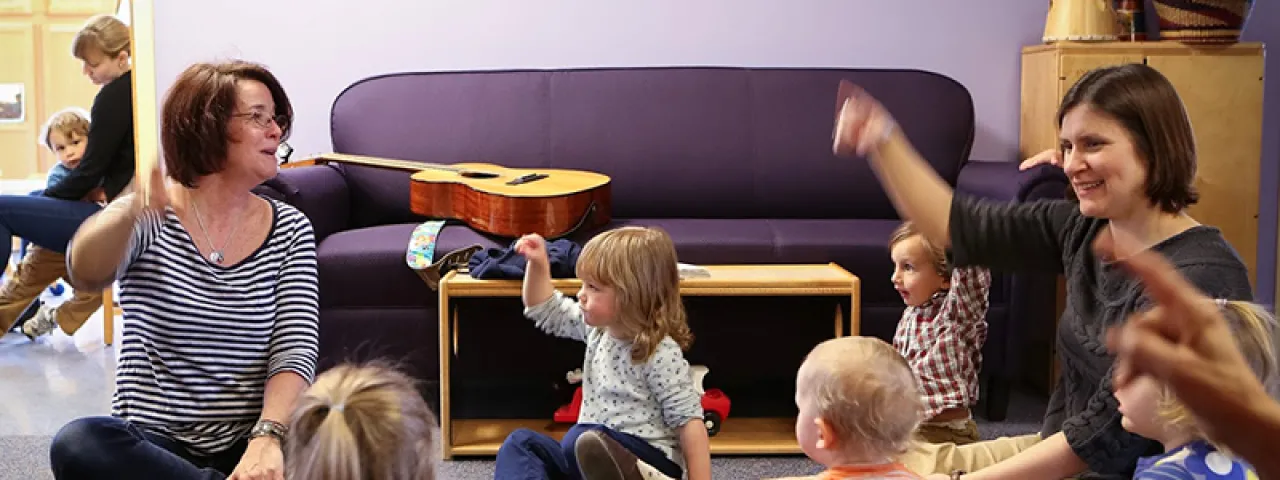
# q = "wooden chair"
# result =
<box><xmin>103</xmin><ymin>285</ymin><xmax>115</xmax><ymax>345</ymax></box>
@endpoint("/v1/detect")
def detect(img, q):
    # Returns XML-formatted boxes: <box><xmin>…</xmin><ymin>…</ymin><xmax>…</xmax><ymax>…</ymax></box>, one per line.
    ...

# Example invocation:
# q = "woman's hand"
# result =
<box><xmin>228</xmin><ymin>437</ymin><xmax>284</xmax><ymax>480</ymax></box>
<box><xmin>1018</xmin><ymin>148</ymin><xmax>1062</xmax><ymax>171</ymax></box>
<box><xmin>132</xmin><ymin>152</ymin><xmax>169</xmax><ymax>214</ymax></box>
<box><xmin>832</xmin><ymin>81</ymin><xmax>898</xmax><ymax>157</ymax></box>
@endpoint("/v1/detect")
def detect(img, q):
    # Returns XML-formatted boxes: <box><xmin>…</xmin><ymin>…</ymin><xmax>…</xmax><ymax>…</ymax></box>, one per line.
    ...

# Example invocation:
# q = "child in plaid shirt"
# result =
<box><xmin>888</xmin><ymin>221</ymin><xmax>991</xmax><ymax>445</ymax></box>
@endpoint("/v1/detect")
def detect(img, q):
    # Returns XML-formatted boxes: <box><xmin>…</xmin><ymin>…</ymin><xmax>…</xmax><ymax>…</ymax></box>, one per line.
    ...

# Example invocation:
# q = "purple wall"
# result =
<box><xmin>150</xmin><ymin>0</ymin><xmax>1279</xmax><ymax>303</ymax></box>
<box><xmin>1238</xmin><ymin>1</ymin><xmax>1279</xmax><ymax>306</ymax></box>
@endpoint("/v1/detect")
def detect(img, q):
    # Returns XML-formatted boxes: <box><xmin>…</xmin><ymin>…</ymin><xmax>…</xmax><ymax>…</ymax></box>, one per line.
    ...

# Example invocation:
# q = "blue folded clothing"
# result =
<box><xmin>467</xmin><ymin>238</ymin><xmax>582</xmax><ymax>279</ymax></box>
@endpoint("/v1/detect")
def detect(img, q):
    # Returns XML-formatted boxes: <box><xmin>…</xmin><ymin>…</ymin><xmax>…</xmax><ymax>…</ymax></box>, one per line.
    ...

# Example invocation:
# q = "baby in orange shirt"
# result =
<box><xmin>791</xmin><ymin>336</ymin><xmax>926</xmax><ymax>479</ymax></box>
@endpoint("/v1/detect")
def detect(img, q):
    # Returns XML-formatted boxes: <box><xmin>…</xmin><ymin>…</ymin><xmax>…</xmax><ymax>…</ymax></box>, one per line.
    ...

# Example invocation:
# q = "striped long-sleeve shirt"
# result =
<box><xmin>891</xmin><ymin>266</ymin><xmax>991</xmax><ymax>419</ymax></box>
<box><xmin>108</xmin><ymin>196</ymin><xmax>319</xmax><ymax>456</ymax></box>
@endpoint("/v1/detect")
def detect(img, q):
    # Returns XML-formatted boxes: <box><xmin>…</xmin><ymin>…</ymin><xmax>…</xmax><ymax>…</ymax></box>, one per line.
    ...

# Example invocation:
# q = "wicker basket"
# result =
<box><xmin>1153</xmin><ymin>0</ymin><xmax>1253</xmax><ymax>44</ymax></box>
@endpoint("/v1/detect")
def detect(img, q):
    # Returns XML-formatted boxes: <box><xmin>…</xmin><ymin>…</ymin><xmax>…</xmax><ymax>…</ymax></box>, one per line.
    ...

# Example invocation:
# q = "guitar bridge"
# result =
<box><xmin>506</xmin><ymin>173</ymin><xmax>548</xmax><ymax>185</ymax></box>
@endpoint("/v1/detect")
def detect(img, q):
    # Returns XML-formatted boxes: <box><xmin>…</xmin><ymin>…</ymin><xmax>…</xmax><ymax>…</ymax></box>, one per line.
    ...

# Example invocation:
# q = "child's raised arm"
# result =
<box><xmin>515</xmin><ymin>234</ymin><xmax>554</xmax><ymax>308</ymax></box>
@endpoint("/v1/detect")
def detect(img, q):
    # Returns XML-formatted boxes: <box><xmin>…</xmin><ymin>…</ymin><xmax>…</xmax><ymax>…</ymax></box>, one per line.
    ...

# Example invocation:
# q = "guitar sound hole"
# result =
<box><xmin>459</xmin><ymin>170</ymin><xmax>499</xmax><ymax>179</ymax></box>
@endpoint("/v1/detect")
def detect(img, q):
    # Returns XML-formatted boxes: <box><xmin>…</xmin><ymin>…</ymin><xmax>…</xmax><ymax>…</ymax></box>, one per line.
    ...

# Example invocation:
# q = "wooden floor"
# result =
<box><xmin>449</xmin><ymin>417</ymin><xmax>801</xmax><ymax>456</ymax></box>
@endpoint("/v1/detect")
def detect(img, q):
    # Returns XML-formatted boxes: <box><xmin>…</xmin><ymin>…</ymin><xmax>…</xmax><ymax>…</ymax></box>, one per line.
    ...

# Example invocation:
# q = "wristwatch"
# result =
<box><xmin>249</xmin><ymin>419</ymin><xmax>288</xmax><ymax>444</ymax></box>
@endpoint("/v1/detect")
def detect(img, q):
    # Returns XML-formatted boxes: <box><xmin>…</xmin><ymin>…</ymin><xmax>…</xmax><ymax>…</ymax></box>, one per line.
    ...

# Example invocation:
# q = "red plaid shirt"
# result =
<box><xmin>892</xmin><ymin>266</ymin><xmax>991</xmax><ymax>420</ymax></box>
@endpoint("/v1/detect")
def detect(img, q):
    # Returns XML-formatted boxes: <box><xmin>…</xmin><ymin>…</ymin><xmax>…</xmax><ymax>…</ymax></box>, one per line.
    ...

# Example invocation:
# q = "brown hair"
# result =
<box><xmin>799</xmin><ymin>336</ymin><xmax>924</xmax><ymax>459</ymax></box>
<box><xmin>575</xmin><ymin>226</ymin><xmax>693</xmax><ymax>362</ymax></box>
<box><xmin>1156</xmin><ymin>300</ymin><xmax>1277</xmax><ymax>447</ymax></box>
<box><xmin>1056</xmin><ymin>63</ymin><xmax>1198</xmax><ymax>213</ymax></box>
<box><xmin>160</xmin><ymin>60</ymin><xmax>292</xmax><ymax>187</ymax></box>
<box><xmin>39</xmin><ymin>107</ymin><xmax>91</xmax><ymax>151</ymax></box>
<box><xmin>72</xmin><ymin>15</ymin><xmax>130</xmax><ymax>61</ymax></box>
<box><xmin>286</xmin><ymin>362</ymin><xmax>437</xmax><ymax>480</ymax></box>
<box><xmin>888</xmin><ymin>221</ymin><xmax>949</xmax><ymax>279</ymax></box>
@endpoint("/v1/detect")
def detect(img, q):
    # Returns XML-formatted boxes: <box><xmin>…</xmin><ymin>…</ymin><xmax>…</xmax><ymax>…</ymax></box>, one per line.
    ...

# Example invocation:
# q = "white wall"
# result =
<box><xmin>153</xmin><ymin>0</ymin><xmax>1047</xmax><ymax>162</ymax></box>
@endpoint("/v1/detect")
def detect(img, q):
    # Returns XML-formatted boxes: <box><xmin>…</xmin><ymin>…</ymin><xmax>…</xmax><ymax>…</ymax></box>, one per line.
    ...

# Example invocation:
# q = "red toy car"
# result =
<box><xmin>553</xmin><ymin>365</ymin><xmax>732</xmax><ymax>436</ymax></box>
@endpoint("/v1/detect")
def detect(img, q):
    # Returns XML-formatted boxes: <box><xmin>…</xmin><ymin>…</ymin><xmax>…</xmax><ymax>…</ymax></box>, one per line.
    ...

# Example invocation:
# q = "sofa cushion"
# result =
<box><xmin>316</xmin><ymin>223</ymin><xmax>505</xmax><ymax>308</ymax></box>
<box><xmin>318</xmin><ymin>218</ymin><xmax>1007</xmax><ymax>311</ymax></box>
<box><xmin>592</xmin><ymin>218</ymin><xmax>903</xmax><ymax>305</ymax></box>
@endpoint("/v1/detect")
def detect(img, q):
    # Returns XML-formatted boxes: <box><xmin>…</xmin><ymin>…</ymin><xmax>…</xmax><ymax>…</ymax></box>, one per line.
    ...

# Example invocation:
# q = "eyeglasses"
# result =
<box><xmin>233</xmin><ymin>111</ymin><xmax>288</xmax><ymax>130</ymax></box>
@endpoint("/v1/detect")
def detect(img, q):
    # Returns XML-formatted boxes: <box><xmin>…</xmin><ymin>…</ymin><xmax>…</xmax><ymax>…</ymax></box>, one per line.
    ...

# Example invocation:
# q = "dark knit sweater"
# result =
<box><xmin>948</xmin><ymin>195</ymin><xmax>1252</xmax><ymax>479</ymax></box>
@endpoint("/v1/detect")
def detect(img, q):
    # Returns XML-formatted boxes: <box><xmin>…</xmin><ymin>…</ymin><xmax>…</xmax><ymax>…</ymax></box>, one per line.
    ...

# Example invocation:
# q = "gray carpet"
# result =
<box><xmin>0</xmin><ymin>435</ymin><xmax>820</xmax><ymax>480</ymax></box>
<box><xmin>0</xmin><ymin>389</ymin><xmax>1043</xmax><ymax>480</ymax></box>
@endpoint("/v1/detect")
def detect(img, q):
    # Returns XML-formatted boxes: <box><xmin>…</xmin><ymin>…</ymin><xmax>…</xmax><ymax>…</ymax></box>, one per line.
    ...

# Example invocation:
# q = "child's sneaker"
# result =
<box><xmin>21</xmin><ymin>305</ymin><xmax>57</xmax><ymax>340</ymax></box>
<box><xmin>574</xmin><ymin>430</ymin><xmax>644</xmax><ymax>480</ymax></box>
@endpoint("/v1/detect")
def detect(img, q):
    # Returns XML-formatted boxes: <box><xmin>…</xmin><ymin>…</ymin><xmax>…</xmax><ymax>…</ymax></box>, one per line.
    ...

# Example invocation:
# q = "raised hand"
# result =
<box><xmin>832</xmin><ymin>81</ymin><xmax>898</xmax><ymax>158</ymax></box>
<box><xmin>1018</xmin><ymin>148</ymin><xmax>1062</xmax><ymax>171</ymax></box>
<box><xmin>132</xmin><ymin>152</ymin><xmax>169</xmax><ymax>214</ymax></box>
<box><xmin>514</xmin><ymin>233</ymin><xmax>549</xmax><ymax>266</ymax></box>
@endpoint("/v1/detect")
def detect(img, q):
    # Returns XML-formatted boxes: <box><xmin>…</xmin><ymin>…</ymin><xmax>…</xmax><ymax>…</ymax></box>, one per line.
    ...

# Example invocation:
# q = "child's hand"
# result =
<box><xmin>514</xmin><ymin>234</ymin><xmax>549</xmax><ymax>266</ymax></box>
<box><xmin>832</xmin><ymin>81</ymin><xmax>898</xmax><ymax>157</ymax></box>
<box><xmin>83</xmin><ymin>187</ymin><xmax>107</xmax><ymax>204</ymax></box>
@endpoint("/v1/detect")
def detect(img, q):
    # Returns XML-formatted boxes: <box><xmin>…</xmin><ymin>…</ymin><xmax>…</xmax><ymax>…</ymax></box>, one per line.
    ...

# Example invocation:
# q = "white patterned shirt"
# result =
<box><xmin>526</xmin><ymin>291</ymin><xmax>703</xmax><ymax>467</ymax></box>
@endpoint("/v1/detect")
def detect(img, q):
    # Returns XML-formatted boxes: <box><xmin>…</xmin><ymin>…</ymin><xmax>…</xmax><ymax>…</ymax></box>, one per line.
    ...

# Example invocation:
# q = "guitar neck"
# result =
<box><xmin>298</xmin><ymin>152</ymin><xmax>459</xmax><ymax>173</ymax></box>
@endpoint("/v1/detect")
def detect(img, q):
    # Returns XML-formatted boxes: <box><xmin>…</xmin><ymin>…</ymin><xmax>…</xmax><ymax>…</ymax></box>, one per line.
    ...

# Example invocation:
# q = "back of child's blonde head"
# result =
<box><xmin>286</xmin><ymin>362</ymin><xmax>437</xmax><ymax>480</ymax></box>
<box><xmin>576</xmin><ymin>226</ymin><xmax>692</xmax><ymax>361</ymax></box>
<box><xmin>800</xmin><ymin>336</ymin><xmax>924</xmax><ymax>459</ymax></box>
<box><xmin>38</xmin><ymin>107</ymin><xmax>90</xmax><ymax>151</ymax></box>
<box><xmin>72</xmin><ymin>14</ymin><xmax>129</xmax><ymax>60</ymax></box>
<box><xmin>1157</xmin><ymin>300</ymin><xmax>1278</xmax><ymax>439</ymax></box>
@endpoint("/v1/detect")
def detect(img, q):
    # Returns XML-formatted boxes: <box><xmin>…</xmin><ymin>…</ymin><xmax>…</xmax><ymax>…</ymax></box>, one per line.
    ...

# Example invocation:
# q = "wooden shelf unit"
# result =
<box><xmin>449</xmin><ymin>417</ymin><xmax>802</xmax><ymax>457</ymax></box>
<box><xmin>436</xmin><ymin>263</ymin><xmax>861</xmax><ymax>459</ymax></box>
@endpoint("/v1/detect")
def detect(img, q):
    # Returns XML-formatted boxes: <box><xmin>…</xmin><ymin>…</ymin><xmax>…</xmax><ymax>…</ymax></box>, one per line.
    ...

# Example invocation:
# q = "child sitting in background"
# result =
<box><xmin>888</xmin><ymin>221</ymin><xmax>991</xmax><ymax>445</ymax></box>
<box><xmin>792</xmin><ymin>336</ymin><xmax>926</xmax><ymax>479</ymax></box>
<box><xmin>15</xmin><ymin>107</ymin><xmax>94</xmax><ymax>262</ymax></box>
<box><xmin>495</xmin><ymin>226</ymin><xmax>711</xmax><ymax>480</ymax></box>
<box><xmin>1114</xmin><ymin>299</ymin><xmax>1275</xmax><ymax>479</ymax></box>
<box><xmin>285</xmin><ymin>361</ymin><xmax>438</xmax><ymax>480</ymax></box>
<box><xmin>8</xmin><ymin>107</ymin><xmax>107</xmax><ymax>340</ymax></box>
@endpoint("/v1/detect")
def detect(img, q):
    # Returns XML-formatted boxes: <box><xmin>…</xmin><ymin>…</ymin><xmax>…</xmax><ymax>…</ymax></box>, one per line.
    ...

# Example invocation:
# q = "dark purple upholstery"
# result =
<box><xmin>264</xmin><ymin>67</ymin><xmax>1067</xmax><ymax>421</ymax></box>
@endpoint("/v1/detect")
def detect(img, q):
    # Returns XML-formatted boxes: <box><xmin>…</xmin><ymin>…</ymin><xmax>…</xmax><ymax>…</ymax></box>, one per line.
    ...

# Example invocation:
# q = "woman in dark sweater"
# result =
<box><xmin>833</xmin><ymin>64</ymin><xmax>1252</xmax><ymax>479</ymax></box>
<box><xmin>0</xmin><ymin>14</ymin><xmax>134</xmax><ymax>337</ymax></box>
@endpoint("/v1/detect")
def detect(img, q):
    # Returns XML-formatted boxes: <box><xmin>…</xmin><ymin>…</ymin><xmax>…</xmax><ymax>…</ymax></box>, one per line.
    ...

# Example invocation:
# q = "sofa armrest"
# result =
<box><xmin>257</xmin><ymin>165</ymin><xmax>352</xmax><ymax>242</ymax></box>
<box><xmin>955</xmin><ymin>161</ymin><xmax>1068</xmax><ymax>203</ymax></box>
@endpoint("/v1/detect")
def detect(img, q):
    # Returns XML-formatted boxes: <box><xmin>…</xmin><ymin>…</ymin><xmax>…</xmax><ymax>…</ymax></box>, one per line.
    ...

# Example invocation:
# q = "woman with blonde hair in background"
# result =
<box><xmin>3</xmin><ymin>13</ymin><xmax>135</xmax><ymax>340</ymax></box>
<box><xmin>286</xmin><ymin>362</ymin><xmax>439</xmax><ymax>480</ymax></box>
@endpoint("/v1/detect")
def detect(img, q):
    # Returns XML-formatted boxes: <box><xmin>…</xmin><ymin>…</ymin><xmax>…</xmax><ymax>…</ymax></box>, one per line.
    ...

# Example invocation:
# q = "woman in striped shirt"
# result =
<box><xmin>49</xmin><ymin>60</ymin><xmax>319</xmax><ymax>480</ymax></box>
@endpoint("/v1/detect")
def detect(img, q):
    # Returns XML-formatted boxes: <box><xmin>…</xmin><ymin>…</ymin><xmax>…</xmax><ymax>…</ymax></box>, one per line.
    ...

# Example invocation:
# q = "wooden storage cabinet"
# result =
<box><xmin>1020</xmin><ymin>42</ymin><xmax>1265</xmax><ymax>387</ymax></box>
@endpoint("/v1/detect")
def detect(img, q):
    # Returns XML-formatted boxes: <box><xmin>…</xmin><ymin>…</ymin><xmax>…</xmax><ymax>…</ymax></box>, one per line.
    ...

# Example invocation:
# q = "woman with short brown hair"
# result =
<box><xmin>833</xmin><ymin>63</ymin><xmax>1251</xmax><ymax>479</ymax></box>
<box><xmin>49</xmin><ymin>60</ymin><xmax>319</xmax><ymax>480</ymax></box>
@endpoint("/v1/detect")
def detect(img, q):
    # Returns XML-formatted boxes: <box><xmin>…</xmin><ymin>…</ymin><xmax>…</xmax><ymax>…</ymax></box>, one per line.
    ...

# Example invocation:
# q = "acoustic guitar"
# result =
<box><xmin>284</xmin><ymin>152</ymin><xmax>612</xmax><ymax>239</ymax></box>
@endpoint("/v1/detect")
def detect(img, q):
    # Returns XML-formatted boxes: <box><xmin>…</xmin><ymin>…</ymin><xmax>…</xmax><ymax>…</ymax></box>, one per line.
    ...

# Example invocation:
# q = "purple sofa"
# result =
<box><xmin>259</xmin><ymin>67</ymin><xmax>1067</xmax><ymax>422</ymax></box>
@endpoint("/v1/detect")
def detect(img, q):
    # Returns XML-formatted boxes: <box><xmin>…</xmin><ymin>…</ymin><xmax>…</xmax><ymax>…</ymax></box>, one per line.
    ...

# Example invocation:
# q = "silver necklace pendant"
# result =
<box><xmin>209</xmin><ymin>251</ymin><xmax>225</xmax><ymax>264</ymax></box>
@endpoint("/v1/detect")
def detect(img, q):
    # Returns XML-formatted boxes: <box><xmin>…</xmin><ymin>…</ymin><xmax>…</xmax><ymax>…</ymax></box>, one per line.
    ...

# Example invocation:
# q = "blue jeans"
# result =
<box><xmin>50</xmin><ymin>416</ymin><xmax>246</xmax><ymax>480</ymax></box>
<box><xmin>0</xmin><ymin>193</ymin><xmax>100</xmax><ymax>255</ymax></box>
<box><xmin>494</xmin><ymin>423</ymin><xmax>682</xmax><ymax>480</ymax></box>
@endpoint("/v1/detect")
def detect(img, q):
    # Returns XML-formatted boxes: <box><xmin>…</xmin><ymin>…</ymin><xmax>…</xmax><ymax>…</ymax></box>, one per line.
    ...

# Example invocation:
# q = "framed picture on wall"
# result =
<box><xmin>0</xmin><ymin>83</ymin><xmax>24</xmax><ymax>123</ymax></box>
